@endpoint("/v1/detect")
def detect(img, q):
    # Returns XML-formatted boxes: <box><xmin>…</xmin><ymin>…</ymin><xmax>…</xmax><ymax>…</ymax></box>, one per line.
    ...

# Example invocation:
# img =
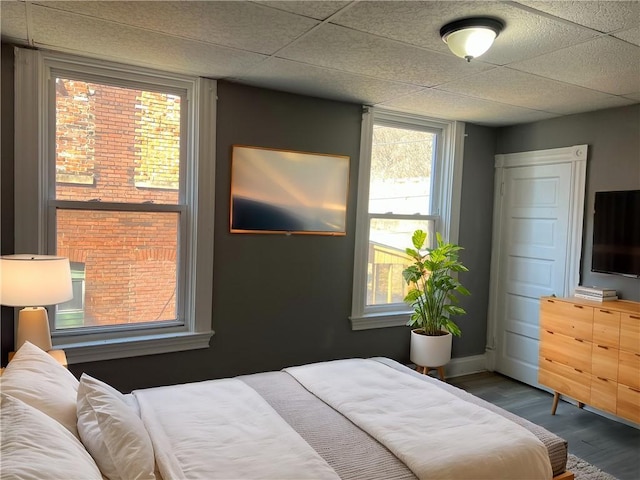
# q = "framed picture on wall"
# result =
<box><xmin>230</xmin><ymin>145</ymin><xmax>350</xmax><ymax>235</ymax></box>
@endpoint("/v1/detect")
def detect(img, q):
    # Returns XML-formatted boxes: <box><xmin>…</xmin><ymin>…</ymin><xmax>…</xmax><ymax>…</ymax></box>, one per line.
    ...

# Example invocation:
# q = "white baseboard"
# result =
<box><xmin>445</xmin><ymin>354</ymin><xmax>488</xmax><ymax>378</ymax></box>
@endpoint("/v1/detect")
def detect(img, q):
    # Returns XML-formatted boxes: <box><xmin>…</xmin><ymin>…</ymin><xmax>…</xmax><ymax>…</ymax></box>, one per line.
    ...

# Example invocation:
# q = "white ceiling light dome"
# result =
<box><xmin>440</xmin><ymin>18</ymin><xmax>504</xmax><ymax>62</ymax></box>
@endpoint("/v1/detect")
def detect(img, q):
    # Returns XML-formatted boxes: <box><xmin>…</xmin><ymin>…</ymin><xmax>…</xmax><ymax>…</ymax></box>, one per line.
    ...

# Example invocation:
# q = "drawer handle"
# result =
<box><xmin>629</xmin><ymin>387</ymin><xmax>640</xmax><ymax>394</ymax></box>
<box><xmin>599</xmin><ymin>310</ymin><xmax>611</xmax><ymax>314</ymax></box>
<box><xmin>574</xmin><ymin>305</ymin><xmax>584</xmax><ymax>309</ymax></box>
<box><xmin>597</xmin><ymin>345</ymin><xmax>609</xmax><ymax>350</ymax></box>
<box><xmin>547</xmin><ymin>299</ymin><xmax>555</xmax><ymax>303</ymax></box>
<box><xmin>574</xmin><ymin>368</ymin><xmax>583</xmax><ymax>373</ymax></box>
<box><xmin>575</xmin><ymin>338</ymin><xmax>584</xmax><ymax>343</ymax></box>
<box><xmin>630</xmin><ymin>315</ymin><xmax>640</xmax><ymax>320</ymax></box>
<box><xmin>597</xmin><ymin>376</ymin><xmax>608</xmax><ymax>382</ymax></box>
<box><xmin>546</xmin><ymin>330</ymin><xmax>554</xmax><ymax>335</ymax></box>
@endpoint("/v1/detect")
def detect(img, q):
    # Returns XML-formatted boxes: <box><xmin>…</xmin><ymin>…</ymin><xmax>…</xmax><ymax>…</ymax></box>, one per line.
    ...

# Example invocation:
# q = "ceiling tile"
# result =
<box><xmin>29</xmin><ymin>5</ymin><xmax>268</xmax><ymax>78</ymax></box>
<box><xmin>234</xmin><ymin>57</ymin><xmax>423</xmax><ymax>106</ymax></box>
<box><xmin>510</xmin><ymin>36</ymin><xmax>640</xmax><ymax>96</ymax></box>
<box><xmin>515</xmin><ymin>1</ymin><xmax>640</xmax><ymax>33</ymax></box>
<box><xmin>613</xmin><ymin>26</ymin><xmax>640</xmax><ymax>47</ymax></box>
<box><xmin>1</xmin><ymin>0</ymin><xmax>28</xmax><ymax>42</ymax></box>
<box><xmin>277</xmin><ymin>23</ymin><xmax>492</xmax><ymax>87</ymax></box>
<box><xmin>381</xmin><ymin>88</ymin><xmax>558</xmax><ymax>126</ymax></box>
<box><xmin>31</xmin><ymin>0</ymin><xmax>319</xmax><ymax>55</ymax></box>
<box><xmin>256</xmin><ymin>1</ymin><xmax>351</xmax><ymax>20</ymax></box>
<box><xmin>3</xmin><ymin>0</ymin><xmax>638</xmax><ymax>127</ymax></box>
<box><xmin>331</xmin><ymin>1</ymin><xmax>598</xmax><ymax>65</ymax></box>
<box><xmin>438</xmin><ymin>67</ymin><xmax>636</xmax><ymax>115</ymax></box>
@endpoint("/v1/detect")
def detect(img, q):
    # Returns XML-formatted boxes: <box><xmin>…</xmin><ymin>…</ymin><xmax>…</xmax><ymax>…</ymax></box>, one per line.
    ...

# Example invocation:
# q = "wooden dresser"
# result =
<box><xmin>538</xmin><ymin>296</ymin><xmax>640</xmax><ymax>424</ymax></box>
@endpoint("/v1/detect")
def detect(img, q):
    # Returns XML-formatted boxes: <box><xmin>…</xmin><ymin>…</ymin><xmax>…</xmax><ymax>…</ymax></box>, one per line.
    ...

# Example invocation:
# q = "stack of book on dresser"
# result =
<box><xmin>574</xmin><ymin>285</ymin><xmax>618</xmax><ymax>302</ymax></box>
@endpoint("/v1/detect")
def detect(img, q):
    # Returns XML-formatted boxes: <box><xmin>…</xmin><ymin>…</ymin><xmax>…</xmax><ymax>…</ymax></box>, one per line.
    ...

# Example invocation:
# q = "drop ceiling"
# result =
<box><xmin>1</xmin><ymin>0</ymin><xmax>639</xmax><ymax>126</ymax></box>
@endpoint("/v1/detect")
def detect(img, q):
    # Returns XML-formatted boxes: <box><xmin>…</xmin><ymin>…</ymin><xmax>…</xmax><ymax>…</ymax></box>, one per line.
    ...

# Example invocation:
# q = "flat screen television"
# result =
<box><xmin>591</xmin><ymin>189</ymin><xmax>640</xmax><ymax>278</ymax></box>
<box><xmin>230</xmin><ymin>145</ymin><xmax>350</xmax><ymax>235</ymax></box>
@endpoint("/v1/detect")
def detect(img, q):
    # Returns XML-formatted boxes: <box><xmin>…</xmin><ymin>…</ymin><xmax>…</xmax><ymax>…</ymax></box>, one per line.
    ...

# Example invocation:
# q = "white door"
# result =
<box><xmin>487</xmin><ymin>145</ymin><xmax>587</xmax><ymax>387</ymax></box>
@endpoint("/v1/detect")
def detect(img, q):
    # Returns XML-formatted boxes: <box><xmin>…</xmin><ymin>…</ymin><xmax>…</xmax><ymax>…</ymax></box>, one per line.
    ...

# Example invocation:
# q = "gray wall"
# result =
<box><xmin>207</xmin><ymin>81</ymin><xmax>413</xmax><ymax>374</ymax></box>
<box><xmin>1</xmin><ymin>44</ymin><xmax>16</xmax><ymax>363</ymax></box>
<box><xmin>497</xmin><ymin>105</ymin><xmax>640</xmax><ymax>301</ymax></box>
<box><xmin>455</xmin><ymin>124</ymin><xmax>497</xmax><ymax>357</ymax></box>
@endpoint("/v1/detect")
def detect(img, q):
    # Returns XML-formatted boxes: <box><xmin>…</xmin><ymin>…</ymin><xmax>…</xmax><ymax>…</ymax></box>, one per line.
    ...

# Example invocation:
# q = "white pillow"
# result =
<box><xmin>77</xmin><ymin>373</ymin><xmax>156</xmax><ymax>480</ymax></box>
<box><xmin>0</xmin><ymin>394</ymin><xmax>102</xmax><ymax>480</ymax></box>
<box><xmin>0</xmin><ymin>341</ymin><xmax>80</xmax><ymax>437</ymax></box>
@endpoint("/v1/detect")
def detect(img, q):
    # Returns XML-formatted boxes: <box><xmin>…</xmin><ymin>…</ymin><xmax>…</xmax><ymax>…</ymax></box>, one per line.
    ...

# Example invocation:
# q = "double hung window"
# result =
<box><xmin>350</xmin><ymin>108</ymin><xmax>464</xmax><ymax>330</ymax></box>
<box><xmin>14</xmin><ymin>49</ymin><xmax>215</xmax><ymax>362</ymax></box>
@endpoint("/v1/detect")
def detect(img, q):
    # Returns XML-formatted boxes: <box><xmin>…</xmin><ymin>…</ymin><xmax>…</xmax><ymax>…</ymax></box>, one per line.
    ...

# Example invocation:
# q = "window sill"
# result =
<box><xmin>350</xmin><ymin>311</ymin><xmax>410</xmax><ymax>331</ymax></box>
<box><xmin>55</xmin><ymin>330</ymin><xmax>214</xmax><ymax>364</ymax></box>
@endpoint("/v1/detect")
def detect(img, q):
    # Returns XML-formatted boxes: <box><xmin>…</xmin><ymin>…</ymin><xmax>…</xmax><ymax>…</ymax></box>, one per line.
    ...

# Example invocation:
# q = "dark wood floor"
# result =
<box><xmin>449</xmin><ymin>372</ymin><xmax>640</xmax><ymax>480</ymax></box>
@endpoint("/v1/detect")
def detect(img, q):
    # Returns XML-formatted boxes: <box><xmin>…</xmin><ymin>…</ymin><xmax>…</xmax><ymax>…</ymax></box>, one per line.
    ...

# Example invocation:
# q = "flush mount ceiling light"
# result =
<box><xmin>440</xmin><ymin>18</ymin><xmax>504</xmax><ymax>62</ymax></box>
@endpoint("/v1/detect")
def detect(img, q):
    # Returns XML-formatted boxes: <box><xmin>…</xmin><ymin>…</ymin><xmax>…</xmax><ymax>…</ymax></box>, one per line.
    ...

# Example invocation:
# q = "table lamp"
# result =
<box><xmin>0</xmin><ymin>255</ymin><xmax>73</xmax><ymax>351</ymax></box>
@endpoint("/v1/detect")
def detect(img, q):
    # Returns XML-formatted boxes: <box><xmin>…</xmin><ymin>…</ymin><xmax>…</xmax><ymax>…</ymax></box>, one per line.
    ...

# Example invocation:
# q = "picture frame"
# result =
<box><xmin>230</xmin><ymin>145</ymin><xmax>350</xmax><ymax>235</ymax></box>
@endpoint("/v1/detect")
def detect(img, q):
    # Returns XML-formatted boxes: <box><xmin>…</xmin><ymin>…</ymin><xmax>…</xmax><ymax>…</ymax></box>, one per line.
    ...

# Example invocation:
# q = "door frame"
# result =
<box><xmin>486</xmin><ymin>144</ymin><xmax>588</xmax><ymax>371</ymax></box>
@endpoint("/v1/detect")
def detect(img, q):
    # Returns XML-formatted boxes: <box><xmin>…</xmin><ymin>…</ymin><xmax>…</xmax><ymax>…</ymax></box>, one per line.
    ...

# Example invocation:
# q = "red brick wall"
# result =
<box><xmin>55</xmin><ymin>79</ymin><xmax>181</xmax><ymax>327</ymax></box>
<box><xmin>55</xmin><ymin>80</ymin><xmax>95</xmax><ymax>184</ymax></box>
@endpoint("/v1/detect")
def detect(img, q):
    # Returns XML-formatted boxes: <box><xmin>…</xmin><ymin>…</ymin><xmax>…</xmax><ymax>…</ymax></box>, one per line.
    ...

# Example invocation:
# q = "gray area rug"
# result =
<box><xmin>567</xmin><ymin>454</ymin><xmax>618</xmax><ymax>480</ymax></box>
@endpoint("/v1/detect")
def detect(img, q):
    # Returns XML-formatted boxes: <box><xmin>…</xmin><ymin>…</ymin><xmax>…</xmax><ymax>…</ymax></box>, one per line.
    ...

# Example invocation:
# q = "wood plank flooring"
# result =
<box><xmin>449</xmin><ymin>372</ymin><xmax>639</xmax><ymax>480</ymax></box>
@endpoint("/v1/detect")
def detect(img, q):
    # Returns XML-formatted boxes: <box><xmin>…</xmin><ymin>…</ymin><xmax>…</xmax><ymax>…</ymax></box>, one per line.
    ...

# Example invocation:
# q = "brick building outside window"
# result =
<box><xmin>14</xmin><ymin>48</ymin><xmax>215</xmax><ymax>362</ymax></box>
<box><xmin>55</xmin><ymin>78</ymin><xmax>181</xmax><ymax>329</ymax></box>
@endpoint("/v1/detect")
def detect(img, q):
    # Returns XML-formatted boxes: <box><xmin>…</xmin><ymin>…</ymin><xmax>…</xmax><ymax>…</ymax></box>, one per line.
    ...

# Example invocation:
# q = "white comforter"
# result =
<box><xmin>286</xmin><ymin>358</ymin><xmax>553</xmax><ymax>480</ymax></box>
<box><xmin>133</xmin><ymin>378</ymin><xmax>340</xmax><ymax>480</ymax></box>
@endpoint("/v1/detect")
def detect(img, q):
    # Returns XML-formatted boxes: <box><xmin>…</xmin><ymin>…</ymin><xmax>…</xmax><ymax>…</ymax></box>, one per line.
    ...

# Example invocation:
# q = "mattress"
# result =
<box><xmin>132</xmin><ymin>358</ymin><xmax>567</xmax><ymax>479</ymax></box>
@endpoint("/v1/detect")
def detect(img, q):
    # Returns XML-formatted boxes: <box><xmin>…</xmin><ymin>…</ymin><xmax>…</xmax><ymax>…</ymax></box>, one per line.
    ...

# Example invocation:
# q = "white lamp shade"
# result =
<box><xmin>0</xmin><ymin>255</ymin><xmax>73</xmax><ymax>307</ymax></box>
<box><xmin>443</xmin><ymin>27</ymin><xmax>497</xmax><ymax>60</ymax></box>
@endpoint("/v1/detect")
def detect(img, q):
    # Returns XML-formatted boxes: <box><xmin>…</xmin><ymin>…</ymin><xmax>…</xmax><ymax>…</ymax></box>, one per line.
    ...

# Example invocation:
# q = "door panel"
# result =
<box><xmin>495</xmin><ymin>163</ymin><xmax>572</xmax><ymax>385</ymax></box>
<box><xmin>505</xmin><ymin>330</ymin><xmax>539</xmax><ymax>365</ymax></box>
<box><xmin>505</xmin><ymin>295</ymin><xmax>540</xmax><ymax>339</ymax></box>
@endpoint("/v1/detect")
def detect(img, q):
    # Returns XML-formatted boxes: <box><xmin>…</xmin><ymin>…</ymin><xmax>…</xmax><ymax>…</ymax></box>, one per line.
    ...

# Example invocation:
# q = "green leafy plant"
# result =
<box><xmin>402</xmin><ymin>230</ymin><xmax>470</xmax><ymax>336</ymax></box>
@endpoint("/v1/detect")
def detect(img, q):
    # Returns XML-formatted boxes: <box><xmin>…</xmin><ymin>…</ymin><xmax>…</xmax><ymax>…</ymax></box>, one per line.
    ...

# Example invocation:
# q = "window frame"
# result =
<box><xmin>14</xmin><ymin>48</ymin><xmax>216</xmax><ymax>363</ymax></box>
<box><xmin>350</xmin><ymin>107</ymin><xmax>465</xmax><ymax>330</ymax></box>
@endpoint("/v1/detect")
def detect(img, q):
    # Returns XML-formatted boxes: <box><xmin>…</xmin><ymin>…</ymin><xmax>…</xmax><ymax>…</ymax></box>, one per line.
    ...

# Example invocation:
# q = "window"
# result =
<box><xmin>350</xmin><ymin>108</ymin><xmax>465</xmax><ymax>330</ymax></box>
<box><xmin>54</xmin><ymin>76</ymin><xmax>183</xmax><ymax>330</ymax></box>
<box><xmin>56</xmin><ymin>262</ymin><xmax>86</xmax><ymax>329</ymax></box>
<box><xmin>15</xmin><ymin>49</ymin><xmax>216</xmax><ymax>362</ymax></box>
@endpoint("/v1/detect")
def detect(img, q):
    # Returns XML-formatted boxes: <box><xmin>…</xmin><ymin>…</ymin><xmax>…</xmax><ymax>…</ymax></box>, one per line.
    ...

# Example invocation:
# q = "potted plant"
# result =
<box><xmin>402</xmin><ymin>229</ymin><xmax>470</xmax><ymax>371</ymax></box>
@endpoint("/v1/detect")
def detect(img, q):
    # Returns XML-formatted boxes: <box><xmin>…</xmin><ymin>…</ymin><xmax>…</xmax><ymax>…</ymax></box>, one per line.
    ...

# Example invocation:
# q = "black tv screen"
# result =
<box><xmin>592</xmin><ymin>190</ymin><xmax>640</xmax><ymax>278</ymax></box>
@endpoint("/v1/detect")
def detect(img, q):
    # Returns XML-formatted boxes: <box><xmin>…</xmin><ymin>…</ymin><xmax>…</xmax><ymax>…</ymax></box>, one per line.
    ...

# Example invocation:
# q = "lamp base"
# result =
<box><xmin>16</xmin><ymin>307</ymin><xmax>53</xmax><ymax>351</ymax></box>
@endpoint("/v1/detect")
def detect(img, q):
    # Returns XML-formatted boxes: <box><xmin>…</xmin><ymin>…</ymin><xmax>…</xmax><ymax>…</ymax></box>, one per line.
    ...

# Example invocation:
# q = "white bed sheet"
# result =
<box><xmin>286</xmin><ymin>358</ymin><xmax>553</xmax><ymax>480</ymax></box>
<box><xmin>133</xmin><ymin>378</ymin><xmax>340</xmax><ymax>480</ymax></box>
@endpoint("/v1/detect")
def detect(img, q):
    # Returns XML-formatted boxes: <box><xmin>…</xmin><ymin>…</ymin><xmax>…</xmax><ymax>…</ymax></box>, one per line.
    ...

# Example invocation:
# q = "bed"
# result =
<box><xmin>1</xmin><ymin>342</ymin><xmax>572</xmax><ymax>480</ymax></box>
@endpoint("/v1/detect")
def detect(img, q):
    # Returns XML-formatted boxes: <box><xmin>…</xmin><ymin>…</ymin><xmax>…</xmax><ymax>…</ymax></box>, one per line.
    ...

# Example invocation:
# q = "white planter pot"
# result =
<box><xmin>410</xmin><ymin>329</ymin><xmax>452</xmax><ymax>368</ymax></box>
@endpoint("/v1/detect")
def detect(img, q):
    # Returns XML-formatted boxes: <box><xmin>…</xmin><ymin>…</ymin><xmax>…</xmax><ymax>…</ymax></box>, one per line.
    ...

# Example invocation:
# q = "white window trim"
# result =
<box><xmin>349</xmin><ymin>107</ymin><xmax>465</xmax><ymax>330</ymax></box>
<box><xmin>14</xmin><ymin>47</ymin><xmax>215</xmax><ymax>363</ymax></box>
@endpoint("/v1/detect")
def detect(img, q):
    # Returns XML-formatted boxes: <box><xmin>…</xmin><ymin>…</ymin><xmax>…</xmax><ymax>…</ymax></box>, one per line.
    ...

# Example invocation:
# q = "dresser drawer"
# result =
<box><xmin>591</xmin><ymin>375</ymin><xmax>617</xmax><ymax>413</ymax></box>
<box><xmin>541</xmin><ymin>298</ymin><xmax>593</xmax><ymax>341</ymax></box>
<box><xmin>593</xmin><ymin>308</ymin><xmax>620</xmax><ymax>347</ymax></box>
<box><xmin>539</xmin><ymin>357</ymin><xmax>590</xmax><ymax>402</ymax></box>
<box><xmin>618</xmin><ymin>349</ymin><xmax>640</xmax><ymax>390</ymax></box>
<box><xmin>591</xmin><ymin>344</ymin><xmax>618</xmax><ymax>381</ymax></box>
<box><xmin>620</xmin><ymin>313</ymin><xmax>640</xmax><ymax>354</ymax></box>
<box><xmin>617</xmin><ymin>383</ymin><xmax>640</xmax><ymax>424</ymax></box>
<box><xmin>540</xmin><ymin>329</ymin><xmax>591</xmax><ymax>372</ymax></box>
